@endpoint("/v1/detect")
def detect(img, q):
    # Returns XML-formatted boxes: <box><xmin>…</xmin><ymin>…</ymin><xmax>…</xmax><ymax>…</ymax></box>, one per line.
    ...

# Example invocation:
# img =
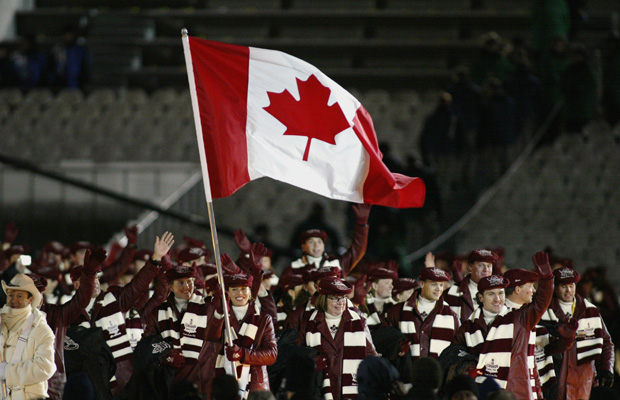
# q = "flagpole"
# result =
<box><xmin>181</xmin><ymin>28</ymin><xmax>237</xmax><ymax>377</ymax></box>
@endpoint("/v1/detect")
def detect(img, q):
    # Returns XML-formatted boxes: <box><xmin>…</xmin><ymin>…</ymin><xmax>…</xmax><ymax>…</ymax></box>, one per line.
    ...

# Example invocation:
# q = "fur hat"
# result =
<box><xmin>392</xmin><ymin>277</ymin><xmax>419</xmax><ymax>294</ymax></box>
<box><xmin>553</xmin><ymin>266</ymin><xmax>580</xmax><ymax>284</ymax></box>
<box><xmin>477</xmin><ymin>274</ymin><xmax>509</xmax><ymax>293</ymax></box>
<box><xmin>419</xmin><ymin>267</ymin><xmax>451</xmax><ymax>282</ymax></box>
<box><xmin>367</xmin><ymin>267</ymin><xmax>398</xmax><ymax>282</ymax></box>
<box><xmin>468</xmin><ymin>249</ymin><xmax>498</xmax><ymax>264</ymax></box>
<box><xmin>176</xmin><ymin>247</ymin><xmax>209</xmax><ymax>264</ymax></box>
<box><xmin>300</xmin><ymin>229</ymin><xmax>327</xmax><ymax>244</ymax></box>
<box><xmin>224</xmin><ymin>272</ymin><xmax>253</xmax><ymax>288</ymax></box>
<box><xmin>317</xmin><ymin>276</ymin><xmax>353</xmax><ymax>296</ymax></box>
<box><xmin>2</xmin><ymin>274</ymin><xmax>42</xmax><ymax>308</ymax></box>
<box><xmin>504</xmin><ymin>269</ymin><xmax>539</xmax><ymax>288</ymax></box>
<box><xmin>165</xmin><ymin>263</ymin><xmax>197</xmax><ymax>283</ymax></box>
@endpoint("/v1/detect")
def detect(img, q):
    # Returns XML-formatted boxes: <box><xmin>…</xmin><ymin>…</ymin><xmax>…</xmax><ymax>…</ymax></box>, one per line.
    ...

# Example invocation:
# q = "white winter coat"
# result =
<box><xmin>0</xmin><ymin>306</ymin><xmax>56</xmax><ymax>400</ymax></box>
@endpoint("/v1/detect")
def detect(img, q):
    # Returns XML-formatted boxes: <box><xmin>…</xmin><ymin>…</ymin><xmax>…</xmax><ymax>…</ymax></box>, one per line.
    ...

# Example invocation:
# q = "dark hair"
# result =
<box><xmin>211</xmin><ymin>374</ymin><xmax>239</xmax><ymax>400</ymax></box>
<box><xmin>504</xmin><ymin>287</ymin><xmax>516</xmax><ymax>297</ymax></box>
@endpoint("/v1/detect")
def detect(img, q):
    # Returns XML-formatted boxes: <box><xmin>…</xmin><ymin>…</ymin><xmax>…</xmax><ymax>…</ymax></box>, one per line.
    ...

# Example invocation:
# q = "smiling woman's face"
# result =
<box><xmin>228</xmin><ymin>286</ymin><xmax>251</xmax><ymax>306</ymax></box>
<box><xmin>171</xmin><ymin>277</ymin><xmax>194</xmax><ymax>300</ymax></box>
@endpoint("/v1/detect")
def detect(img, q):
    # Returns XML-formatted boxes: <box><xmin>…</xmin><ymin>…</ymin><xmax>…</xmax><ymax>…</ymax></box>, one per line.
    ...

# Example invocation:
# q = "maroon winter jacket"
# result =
<box><xmin>42</xmin><ymin>270</ymin><xmax>96</xmax><ymax>400</ymax></box>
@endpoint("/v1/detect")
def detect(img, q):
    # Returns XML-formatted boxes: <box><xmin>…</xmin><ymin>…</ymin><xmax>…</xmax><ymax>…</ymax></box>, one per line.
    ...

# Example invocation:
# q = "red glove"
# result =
<box><xmin>398</xmin><ymin>339</ymin><xmax>411</xmax><ymax>356</ymax></box>
<box><xmin>212</xmin><ymin>287</ymin><xmax>228</xmax><ymax>315</ymax></box>
<box><xmin>352</xmin><ymin>203</ymin><xmax>372</xmax><ymax>225</ymax></box>
<box><xmin>387</xmin><ymin>259</ymin><xmax>399</xmax><ymax>272</ymax></box>
<box><xmin>221</xmin><ymin>254</ymin><xmax>241</xmax><ymax>275</ymax></box>
<box><xmin>234</xmin><ymin>229</ymin><xmax>252</xmax><ymax>254</ymax></box>
<box><xmin>352</xmin><ymin>275</ymin><xmax>368</xmax><ymax>305</ymax></box>
<box><xmin>163</xmin><ymin>348</ymin><xmax>185</xmax><ymax>368</ymax></box>
<box><xmin>557</xmin><ymin>317</ymin><xmax>579</xmax><ymax>341</ymax></box>
<box><xmin>160</xmin><ymin>254</ymin><xmax>173</xmax><ymax>273</ymax></box>
<box><xmin>3</xmin><ymin>222</ymin><xmax>18</xmax><ymax>245</ymax></box>
<box><xmin>124</xmin><ymin>225</ymin><xmax>138</xmax><ymax>246</ymax></box>
<box><xmin>249</xmin><ymin>243</ymin><xmax>267</xmax><ymax>275</ymax></box>
<box><xmin>452</xmin><ymin>259</ymin><xmax>464</xmax><ymax>283</ymax></box>
<box><xmin>313</xmin><ymin>354</ymin><xmax>327</xmax><ymax>371</ymax></box>
<box><xmin>532</xmin><ymin>251</ymin><xmax>552</xmax><ymax>278</ymax></box>
<box><xmin>226</xmin><ymin>344</ymin><xmax>243</xmax><ymax>362</ymax></box>
<box><xmin>83</xmin><ymin>247</ymin><xmax>107</xmax><ymax>275</ymax></box>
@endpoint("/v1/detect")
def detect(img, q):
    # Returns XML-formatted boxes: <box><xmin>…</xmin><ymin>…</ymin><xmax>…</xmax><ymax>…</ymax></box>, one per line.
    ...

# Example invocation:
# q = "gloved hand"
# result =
<box><xmin>125</xmin><ymin>225</ymin><xmax>138</xmax><ymax>246</ymax></box>
<box><xmin>221</xmin><ymin>253</ymin><xmax>241</xmax><ymax>275</ymax></box>
<box><xmin>532</xmin><ymin>251</ymin><xmax>552</xmax><ymax>278</ymax></box>
<box><xmin>398</xmin><ymin>339</ymin><xmax>411</xmax><ymax>356</ymax></box>
<box><xmin>313</xmin><ymin>354</ymin><xmax>327</xmax><ymax>372</ymax></box>
<box><xmin>598</xmin><ymin>370</ymin><xmax>614</xmax><ymax>387</ymax></box>
<box><xmin>212</xmin><ymin>287</ymin><xmax>228</xmax><ymax>315</ymax></box>
<box><xmin>249</xmin><ymin>242</ymin><xmax>268</xmax><ymax>275</ymax></box>
<box><xmin>352</xmin><ymin>275</ymin><xmax>367</xmax><ymax>306</ymax></box>
<box><xmin>83</xmin><ymin>247</ymin><xmax>107</xmax><ymax>275</ymax></box>
<box><xmin>234</xmin><ymin>229</ymin><xmax>252</xmax><ymax>254</ymax></box>
<box><xmin>452</xmin><ymin>259</ymin><xmax>464</xmax><ymax>283</ymax></box>
<box><xmin>352</xmin><ymin>203</ymin><xmax>372</xmax><ymax>225</ymax></box>
<box><xmin>226</xmin><ymin>344</ymin><xmax>244</xmax><ymax>362</ymax></box>
<box><xmin>557</xmin><ymin>317</ymin><xmax>579</xmax><ymax>341</ymax></box>
<box><xmin>163</xmin><ymin>348</ymin><xmax>185</xmax><ymax>368</ymax></box>
<box><xmin>387</xmin><ymin>259</ymin><xmax>399</xmax><ymax>272</ymax></box>
<box><xmin>3</xmin><ymin>222</ymin><xmax>17</xmax><ymax>245</ymax></box>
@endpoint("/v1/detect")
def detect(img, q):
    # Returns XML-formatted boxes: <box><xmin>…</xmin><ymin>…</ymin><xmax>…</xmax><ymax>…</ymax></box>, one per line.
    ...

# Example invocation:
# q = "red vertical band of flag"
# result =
<box><xmin>189</xmin><ymin>38</ymin><xmax>250</xmax><ymax>198</ymax></box>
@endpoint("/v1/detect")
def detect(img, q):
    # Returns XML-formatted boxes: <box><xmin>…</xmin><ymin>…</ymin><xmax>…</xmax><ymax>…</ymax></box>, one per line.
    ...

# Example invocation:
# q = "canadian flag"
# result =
<box><xmin>184</xmin><ymin>37</ymin><xmax>425</xmax><ymax>208</ymax></box>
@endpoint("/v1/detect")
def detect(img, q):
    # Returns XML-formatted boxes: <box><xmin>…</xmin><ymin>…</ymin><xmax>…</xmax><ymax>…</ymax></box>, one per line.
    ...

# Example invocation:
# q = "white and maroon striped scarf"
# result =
<box><xmin>214</xmin><ymin>303</ymin><xmax>262</xmax><ymax>399</ymax></box>
<box><xmin>398</xmin><ymin>298</ymin><xmax>458</xmax><ymax>359</ymax></box>
<box><xmin>541</xmin><ymin>296</ymin><xmax>605</xmax><ymax>365</ymax></box>
<box><xmin>80</xmin><ymin>291</ymin><xmax>132</xmax><ymax>364</ymax></box>
<box><xmin>305</xmin><ymin>309</ymin><xmax>367</xmax><ymax>400</ymax></box>
<box><xmin>534</xmin><ymin>325</ymin><xmax>557</xmax><ymax>390</ymax></box>
<box><xmin>463</xmin><ymin>307</ymin><xmax>538</xmax><ymax>398</ymax></box>
<box><xmin>445</xmin><ymin>277</ymin><xmax>476</xmax><ymax>322</ymax></box>
<box><xmin>363</xmin><ymin>295</ymin><xmax>395</xmax><ymax>329</ymax></box>
<box><xmin>157</xmin><ymin>293</ymin><xmax>207</xmax><ymax>361</ymax></box>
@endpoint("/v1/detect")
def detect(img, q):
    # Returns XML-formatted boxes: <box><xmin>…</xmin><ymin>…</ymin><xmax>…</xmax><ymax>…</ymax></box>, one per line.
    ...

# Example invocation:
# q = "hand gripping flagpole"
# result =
<box><xmin>181</xmin><ymin>28</ymin><xmax>238</xmax><ymax>380</ymax></box>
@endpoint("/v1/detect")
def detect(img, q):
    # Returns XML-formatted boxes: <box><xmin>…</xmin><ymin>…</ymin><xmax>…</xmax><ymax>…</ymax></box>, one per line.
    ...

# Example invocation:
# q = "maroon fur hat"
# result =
<box><xmin>317</xmin><ymin>276</ymin><xmax>353</xmax><ymax>296</ymax></box>
<box><xmin>553</xmin><ymin>267</ymin><xmax>580</xmax><ymax>284</ymax></box>
<box><xmin>468</xmin><ymin>249</ymin><xmax>498</xmax><ymax>264</ymax></box>
<box><xmin>419</xmin><ymin>267</ymin><xmax>451</xmax><ymax>282</ymax></box>
<box><xmin>166</xmin><ymin>264</ymin><xmax>197</xmax><ymax>283</ymax></box>
<box><xmin>504</xmin><ymin>269</ymin><xmax>539</xmax><ymax>288</ymax></box>
<box><xmin>300</xmin><ymin>229</ymin><xmax>328</xmax><ymax>244</ymax></box>
<box><xmin>477</xmin><ymin>274</ymin><xmax>510</xmax><ymax>293</ymax></box>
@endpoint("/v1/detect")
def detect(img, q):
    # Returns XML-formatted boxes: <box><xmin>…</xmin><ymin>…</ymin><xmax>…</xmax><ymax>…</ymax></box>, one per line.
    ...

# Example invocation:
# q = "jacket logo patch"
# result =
<box><xmin>64</xmin><ymin>336</ymin><xmax>79</xmax><ymax>351</ymax></box>
<box><xmin>152</xmin><ymin>341</ymin><xmax>172</xmax><ymax>354</ymax></box>
<box><xmin>184</xmin><ymin>319</ymin><xmax>197</xmax><ymax>337</ymax></box>
<box><xmin>485</xmin><ymin>359</ymin><xmax>499</xmax><ymax>376</ymax></box>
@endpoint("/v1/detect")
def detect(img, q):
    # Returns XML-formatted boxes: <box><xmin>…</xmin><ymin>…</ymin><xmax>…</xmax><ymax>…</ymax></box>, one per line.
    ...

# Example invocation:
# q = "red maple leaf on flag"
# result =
<box><xmin>263</xmin><ymin>74</ymin><xmax>351</xmax><ymax>161</ymax></box>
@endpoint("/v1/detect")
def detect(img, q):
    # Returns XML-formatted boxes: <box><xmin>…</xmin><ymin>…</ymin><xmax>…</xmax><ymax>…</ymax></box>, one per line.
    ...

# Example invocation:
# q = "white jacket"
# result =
<box><xmin>1</xmin><ymin>307</ymin><xmax>56</xmax><ymax>400</ymax></box>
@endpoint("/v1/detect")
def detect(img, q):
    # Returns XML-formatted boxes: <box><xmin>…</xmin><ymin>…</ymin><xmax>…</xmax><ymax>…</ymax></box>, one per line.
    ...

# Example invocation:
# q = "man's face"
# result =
<box><xmin>470</xmin><ymin>261</ymin><xmax>493</xmax><ymax>283</ymax></box>
<box><xmin>228</xmin><ymin>286</ymin><xmax>251</xmax><ymax>307</ymax></box>
<box><xmin>371</xmin><ymin>278</ymin><xmax>393</xmax><ymax>299</ymax></box>
<box><xmin>420</xmin><ymin>280</ymin><xmax>443</xmax><ymax>302</ymax></box>
<box><xmin>325</xmin><ymin>295</ymin><xmax>347</xmax><ymax>317</ymax></box>
<box><xmin>171</xmin><ymin>277</ymin><xmax>195</xmax><ymax>300</ymax></box>
<box><xmin>515</xmin><ymin>282</ymin><xmax>536</xmax><ymax>304</ymax></box>
<box><xmin>479</xmin><ymin>288</ymin><xmax>505</xmax><ymax>313</ymax></box>
<box><xmin>6</xmin><ymin>289</ymin><xmax>33</xmax><ymax>309</ymax></box>
<box><xmin>556</xmin><ymin>283</ymin><xmax>576</xmax><ymax>302</ymax></box>
<box><xmin>74</xmin><ymin>276</ymin><xmax>101</xmax><ymax>298</ymax></box>
<box><xmin>302</xmin><ymin>237</ymin><xmax>325</xmax><ymax>258</ymax></box>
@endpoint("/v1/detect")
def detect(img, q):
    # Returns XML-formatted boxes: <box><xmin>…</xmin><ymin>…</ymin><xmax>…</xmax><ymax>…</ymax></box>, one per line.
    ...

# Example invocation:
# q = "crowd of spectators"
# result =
<box><xmin>0</xmin><ymin>26</ymin><xmax>90</xmax><ymax>92</ymax></box>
